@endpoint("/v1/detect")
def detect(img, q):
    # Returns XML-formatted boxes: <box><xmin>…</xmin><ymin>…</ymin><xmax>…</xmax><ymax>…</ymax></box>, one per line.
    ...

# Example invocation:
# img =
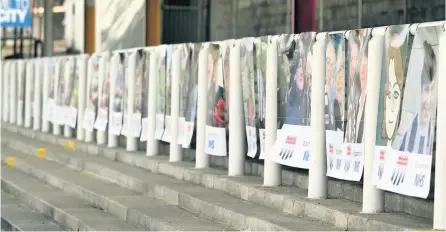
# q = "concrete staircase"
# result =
<box><xmin>1</xmin><ymin>125</ymin><xmax>435</xmax><ymax>231</ymax></box>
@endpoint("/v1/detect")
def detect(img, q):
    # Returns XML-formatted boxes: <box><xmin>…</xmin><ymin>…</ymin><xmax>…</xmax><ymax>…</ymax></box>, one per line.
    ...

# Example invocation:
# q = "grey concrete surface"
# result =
<box><xmin>0</xmin><ymin>128</ymin><xmax>434</xmax><ymax>231</ymax></box>
<box><xmin>1</xmin><ymin>167</ymin><xmax>144</xmax><ymax>231</ymax></box>
<box><xmin>1</xmin><ymin>125</ymin><xmax>435</xmax><ymax>221</ymax></box>
<box><xmin>1</xmin><ymin>193</ymin><xmax>66</xmax><ymax>231</ymax></box>
<box><xmin>0</xmin><ymin>146</ymin><xmax>234</xmax><ymax>231</ymax></box>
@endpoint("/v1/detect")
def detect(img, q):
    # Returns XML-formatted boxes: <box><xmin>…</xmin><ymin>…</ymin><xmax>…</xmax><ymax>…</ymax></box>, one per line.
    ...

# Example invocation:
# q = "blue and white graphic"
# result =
<box><xmin>0</xmin><ymin>0</ymin><xmax>32</xmax><ymax>28</ymax></box>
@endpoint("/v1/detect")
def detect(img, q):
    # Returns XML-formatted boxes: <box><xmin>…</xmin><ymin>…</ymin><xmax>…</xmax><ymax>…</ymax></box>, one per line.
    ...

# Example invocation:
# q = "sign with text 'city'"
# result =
<box><xmin>0</xmin><ymin>0</ymin><xmax>32</xmax><ymax>28</ymax></box>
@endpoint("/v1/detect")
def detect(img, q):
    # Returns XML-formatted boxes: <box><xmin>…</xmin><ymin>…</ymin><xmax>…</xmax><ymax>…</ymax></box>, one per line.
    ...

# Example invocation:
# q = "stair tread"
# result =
<box><xmin>5</xmin><ymin>134</ymin><xmax>338</xmax><ymax>231</ymax></box>
<box><xmin>2</xmin><ymin>131</ymin><xmax>435</xmax><ymax>230</ymax></box>
<box><xmin>1</xmin><ymin>168</ymin><xmax>144</xmax><ymax>231</ymax></box>
<box><xmin>1</xmin><ymin>192</ymin><xmax>67</xmax><ymax>231</ymax></box>
<box><xmin>1</xmin><ymin>146</ymin><xmax>235</xmax><ymax>231</ymax></box>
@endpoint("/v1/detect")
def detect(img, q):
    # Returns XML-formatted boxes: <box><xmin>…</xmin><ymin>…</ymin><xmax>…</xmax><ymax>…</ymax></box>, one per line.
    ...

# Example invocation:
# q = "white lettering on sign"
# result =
<box><xmin>0</xmin><ymin>0</ymin><xmax>30</xmax><ymax>25</ymax></box>
<box><xmin>0</xmin><ymin>8</ymin><xmax>27</xmax><ymax>23</ymax></box>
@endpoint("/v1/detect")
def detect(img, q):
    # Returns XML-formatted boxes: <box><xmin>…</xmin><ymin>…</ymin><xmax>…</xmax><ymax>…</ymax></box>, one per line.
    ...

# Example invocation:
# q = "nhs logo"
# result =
<box><xmin>1</xmin><ymin>0</ymin><xmax>32</xmax><ymax>28</ymax></box>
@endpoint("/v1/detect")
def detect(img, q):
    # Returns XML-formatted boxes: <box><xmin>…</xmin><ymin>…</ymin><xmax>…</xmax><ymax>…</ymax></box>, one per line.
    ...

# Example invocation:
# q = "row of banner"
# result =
<box><xmin>1</xmin><ymin>24</ymin><xmax>441</xmax><ymax>199</ymax></box>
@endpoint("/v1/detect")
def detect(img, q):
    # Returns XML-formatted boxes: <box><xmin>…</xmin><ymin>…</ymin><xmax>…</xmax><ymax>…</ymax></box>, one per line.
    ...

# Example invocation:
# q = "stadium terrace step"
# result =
<box><xmin>1</xmin><ymin>128</ymin><xmax>434</xmax><ymax>231</ymax></box>
<box><xmin>4</xmin><ymin>124</ymin><xmax>434</xmax><ymax>221</ymax></box>
<box><xmin>1</xmin><ymin>167</ymin><xmax>143</xmax><ymax>231</ymax></box>
<box><xmin>1</xmin><ymin>192</ymin><xmax>67</xmax><ymax>231</ymax></box>
<box><xmin>1</xmin><ymin>146</ymin><xmax>235</xmax><ymax>231</ymax></box>
<box><xmin>1</xmin><ymin>140</ymin><xmax>334</xmax><ymax>231</ymax></box>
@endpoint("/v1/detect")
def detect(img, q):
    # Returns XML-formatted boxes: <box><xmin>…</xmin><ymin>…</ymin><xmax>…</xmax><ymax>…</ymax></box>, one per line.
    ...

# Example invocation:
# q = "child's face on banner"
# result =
<box><xmin>360</xmin><ymin>53</ymin><xmax>368</xmax><ymax>92</ymax></box>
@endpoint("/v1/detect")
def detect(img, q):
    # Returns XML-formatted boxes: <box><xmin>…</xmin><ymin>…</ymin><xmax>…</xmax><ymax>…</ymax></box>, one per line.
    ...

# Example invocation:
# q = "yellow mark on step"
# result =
<box><xmin>65</xmin><ymin>140</ymin><xmax>75</xmax><ymax>150</ymax></box>
<box><xmin>6</xmin><ymin>157</ymin><xmax>16</xmax><ymax>167</ymax></box>
<box><xmin>37</xmin><ymin>148</ymin><xmax>46</xmax><ymax>159</ymax></box>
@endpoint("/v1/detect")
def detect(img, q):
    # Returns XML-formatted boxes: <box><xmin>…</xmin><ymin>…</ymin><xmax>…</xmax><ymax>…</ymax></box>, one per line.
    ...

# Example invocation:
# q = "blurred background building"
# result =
<box><xmin>1</xmin><ymin>0</ymin><xmax>445</xmax><ymax>59</ymax></box>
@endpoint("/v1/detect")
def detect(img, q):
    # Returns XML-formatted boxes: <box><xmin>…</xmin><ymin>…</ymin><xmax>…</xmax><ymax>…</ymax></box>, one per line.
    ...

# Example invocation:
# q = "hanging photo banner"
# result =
<box><xmin>109</xmin><ymin>54</ymin><xmax>125</xmax><ymax>135</ymax></box>
<box><xmin>128</xmin><ymin>49</ymin><xmax>145</xmax><ymax>138</ymax></box>
<box><xmin>205</xmin><ymin>42</ymin><xmax>227</xmax><ymax>156</ymax></box>
<box><xmin>121</xmin><ymin>53</ymin><xmax>130</xmax><ymax>136</ymax></box>
<box><xmin>94</xmin><ymin>53</ymin><xmax>110</xmax><ymax>132</ymax></box>
<box><xmin>241</xmin><ymin>37</ymin><xmax>258</xmax><ymax>158</ymax></box>
<box><xmin>83</xmin><ymin>55</ymin><xmax>100</xmax><ymax>132</ymax></box>
<box><xmin>27</xmin><ymin>60</ymin><xmax>35</xmax><ymax>121</ymax></box>
<box><xmin>140</xmin><ymin>50</ymin><xmax>151</xmax><ymax>142</ymax></box>
<box><xmin>17</xmin><ymin>60</ymin><xmax>26</xmax><ymax>126</ymax></box>
<box><xmin>375</xmin><ymin>25</ymin><xmax>439</xmax><ymax>199</ymax></box>
<box><xmin>182</xmin><ymin>43</ymin><xmax>201</xmax><ymax>148</ymax></box>
<box><xmin>341</xmin><ymin>29</ymin><xmax>372</xmax><ymax>181</ymax></box>
<box><xmin>373</xmin><ymin>25</ymin><xmax>411</xmax><ymax>185</ymax></box>
<box><xmin>270</xmin><ymin>33</ymin><xmax>314</xmax><ymax>168</ymax></box>
<box><xmin>325</xmin><ymin>32</ymin><xmax>347</xmax><ymax>179</ymax></box>
<box><xmin>45</xmin><ymin>57</ymin><xmax>58</xmax><ymax>124</ymax></box>
<box><xmin>66</xmin><ymin>57</ymin><xmax>79</xmax><ymax>128</ymax></box>
<box><xmin>155</xmin><ymin>46</ymin><xmax>167</xmax><ymax>140</ymax></box>
<box><xmin>177</xmin><ymin>44</ymin><xmax>190</xmax><ymax>145</ymax></box>
<box><xmin>162</xmin><ymin>45</ymin><xmax>174</xmax><ymax>142</ymax></box>
<box><xmin>53</xmin><ymin>58</ymin><xmax>67</xmax><ymax>126</ymax></box>
<box><xmin>255</xmin><ymin>36</ymin><xmax>269</xmax><ymax>160</ymax></box>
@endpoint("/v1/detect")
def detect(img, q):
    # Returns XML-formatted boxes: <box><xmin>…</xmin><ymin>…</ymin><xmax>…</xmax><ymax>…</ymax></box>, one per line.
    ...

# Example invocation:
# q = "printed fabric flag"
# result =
<box><xmin>182</xmin><ymin>43</ymin><xmax>201</xmax><ymax>148</ymax></box>
<box><xmin>338</xmin><ymin>29</ymin><xmax>371</xmax><ymax>181</ymax></box>
<box><xmin>255</xmin><ymin>36</ymin><xmax>269</xmax><ymax>160</ymax></box>
<box><xmin>64</xmin><ymin>57</ymin><xmax>79</xmax><ymax>128</ymax></box>
<box><xmin>205</xmin><ymin>41</ymin><xmax>230</xmax><ymax>156</ymax></box>
<box><xmin>109</xmin><ymin>54</ymin><xmax>125</xmax><ymax>136</ymax></box>
<box><xmin>162</xmin><ymin>45</ymin><xmax>174</xmax><ymax>142</ymax></box>
<box><xmin>241</xmin><ymin>37</ymin><xmax>258</xmax><ymax>158</ymax></box>
<box><xmin>177</xmin><ymin>44</ymin><xmax>191</xmax><ymax>145</ymax></box>
<box><xmin>140</xmin><ymin>50</ymin><xmax>151</xmax><ymax>142</ymax></box>
<box><xmin>46</xmin><ymin>57</ymin><xmax>58</xmax><ymax>124</ymax></box>
<box><xmin>53</xmin><ymin>58</ymin><xmax>67</xmax><ymax>126</ymax></box>
<box><xmin>325</xmin><ymin>32</ymin><xmax>347</xmax><ymax>178</ymax></box>
<box><xmin>154</xmin><ymin>46</ymin><xmax>167</xmax><ymax>140</ymax></box>
<box><xmin>94</xmin><ymin>53</ymin><xmax>111</xmax><ymax>132</ymax></box>
<box><xmin>270</xmin><ymin>33</ymin><xmax>313</xmax><ymax>169</ymax></box>
<box><xmin>374</xmin><ymin>25</ymin><xmax>440</xmax><ymax>199</ymax></box>
<box><xmin>128</xmin><ymin>49</ymin><xmax>145</xmax><ymax>138</ymax></box>
<box><xmin>83</xmin><ymin>55</ymin><xmax>100</xmax><ymax>132</ymax></box>
<box><xmin>121</xmin><ymin>53</ymin><xmax>130</xmax><ymax>136</ymax></box>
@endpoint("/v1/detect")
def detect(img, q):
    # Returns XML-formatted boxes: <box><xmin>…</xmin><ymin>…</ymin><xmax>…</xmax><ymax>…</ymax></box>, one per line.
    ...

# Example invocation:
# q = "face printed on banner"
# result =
<box><xmin>384</xmin><ymin>56</ymin><xmax>403</xmax><ymax>140</ymax></box>
<box><xmin>224</xmin><ymin>51</ymin><xmax>231</xmax><ymax>108</ymax></box>
<box><xmin>349</xmin><ymin>42</ymin><xmax>359</xmax><ymax>83</ymax></box>
<box><xmin>420</xmin><ymin>41</ymin><xmax>436</xmax><ymax>128</ymax></box>
<box><xmin>207</xmin><ymin>53</ymin><xmax>214</xmax><ymax>91</ymax></box>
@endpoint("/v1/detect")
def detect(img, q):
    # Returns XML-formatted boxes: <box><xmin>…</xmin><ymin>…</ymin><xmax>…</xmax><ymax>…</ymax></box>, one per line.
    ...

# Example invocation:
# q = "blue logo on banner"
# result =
<box><xmin>414</xmin><ymin>174</ymin><xmax>425</xmax><ymax>188</ymax></box>
<box><xmin>208</xmin><ymin>140</ymin><xmax>215</xmax><ymax>149</ymax></box>
<box><xmin>354</xmin><ymin>161</ymin><xmax>360</xmax><ymax>172</ymax></box>
<box><xmin>336</xmin><ymin>159</ymin><xmax>341</xmax><ymax>170</ymax></box>
<box><xmin>1</xmin><ymin>0</ymin><xmax>32</xmax><ymax>28</ymax></box>
<box><xmin>303</xmin><ymin>150</ymin><xmax>309</xmax><ymax>161</ymax></box>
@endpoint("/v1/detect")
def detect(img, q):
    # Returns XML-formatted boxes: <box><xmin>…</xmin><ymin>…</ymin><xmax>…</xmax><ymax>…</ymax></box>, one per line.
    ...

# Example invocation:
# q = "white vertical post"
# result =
<box><xmin>3</xmin><ymin>61</ymin><xmax>9</xmax><ymax>123</ymax></box>
<box><xmin>85</xmin><ymin>57</ymin><xmax>94</xmax><ymax>143</ymax></box>
<box><xmin>53</xmin><ymin>61</ymin><xmax>61</xmax><ymax>136</ymax></box>
<box><xmin>97</xmin><ymin>54</ymin><xmax>108</xmax><ymax>145</ymax></box>
<box><xmin>64</xmin><ymin>60</ymin><xmax>73</xmax><ymax>138</ymax></box>
<box><xmin>108</xmin><ymin>54</ymin><xmax>119</xmax><ymax>148</ymax></box>
<box><xmin>17</xmin><ymin>60</ymin><xmax>25</xmax><ymax>127</ymax></box>
<box><xmin>264</xmin><ymin>37</ymin><xmax>282</xmax><ymax>186</ymax></box>
<box><xmin>147</xmin><ymin>49</ymin><xmax>159</xmax><ymax>156</ymax></box>
<box><xmin>127</xmin><ymin>52</ymin><xmax>138</xmax><ymax>151</ymax></box>
<box><xmin>42</xmin><ymin>59</ymin><xmax>50</xmax><ymax>133</ymax></box>
<box><xmin>434</xmin><ymin>27</ymin><xmax>446</xmax><ymax>230</ymax></box>
<box><xmin>228</xmin><ymin>41</ymin><xmax>245</xmax><ymax>176</ymax></box>
<box><xmin>25</xmin><ymin>61</ymin><xmax>34</xmax><ymax>128</ymax></box>
<box><xmin>170</xmin><ymin>47</ymin><xmax>183</xmax><ymax>162</ymax></box>
<box><xmin>10</xmin><ymin>61</ymin><xmax>17</xmax><ymax>125</ymax></box>
<box><xmin>77</xmin><ymin>55</ymin><xmax>88</xmax><ymax>141</ymax></box>
<box><xmin>196</xmin><ymin>44</ymin><xmax>210</xmax><ymax>168</ymax></box>
<box><xmin>362</xmin><ymin>27</ymin><xmax>386</xmax><ymax>212</ymax></box>
<box><xmin>308</xmin><ymin>32</ymin><xmax>328</xmax><ymax>198</ymax></box>
<box><xmin>33</xmin><ymin>59</ymin><xmax>42</xmax><ymax>131</ymax></box>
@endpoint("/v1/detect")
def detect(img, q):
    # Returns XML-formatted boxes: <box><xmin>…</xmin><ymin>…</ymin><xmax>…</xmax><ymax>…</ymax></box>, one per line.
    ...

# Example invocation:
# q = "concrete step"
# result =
<box><xmin>1</xmin><ymin>192</ymin><xmax>67</xmax><ymax>231</ymax></box>
<box><xmin>1</xmin><ymin>130</ymin><xmax>434</xmax><ymax>231</ymax></box>
<box><xmin>1</xmin><ymin>167</ymin><xmax>144</xmax><ymax>231</ymax></box>
<box><xmin>1</xmin><ymin>146</ymin><xmax>235</xmax><ymax>231</ymax></box>
<box><xmin>5</xmin><ymin>125</ymin><xmax>434</xmax><ymax>221</ymax></box>
<box><xmin>1</xmin><ymin>142</ymin><xmax>335</xmax><ymax>231</ymax></box>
